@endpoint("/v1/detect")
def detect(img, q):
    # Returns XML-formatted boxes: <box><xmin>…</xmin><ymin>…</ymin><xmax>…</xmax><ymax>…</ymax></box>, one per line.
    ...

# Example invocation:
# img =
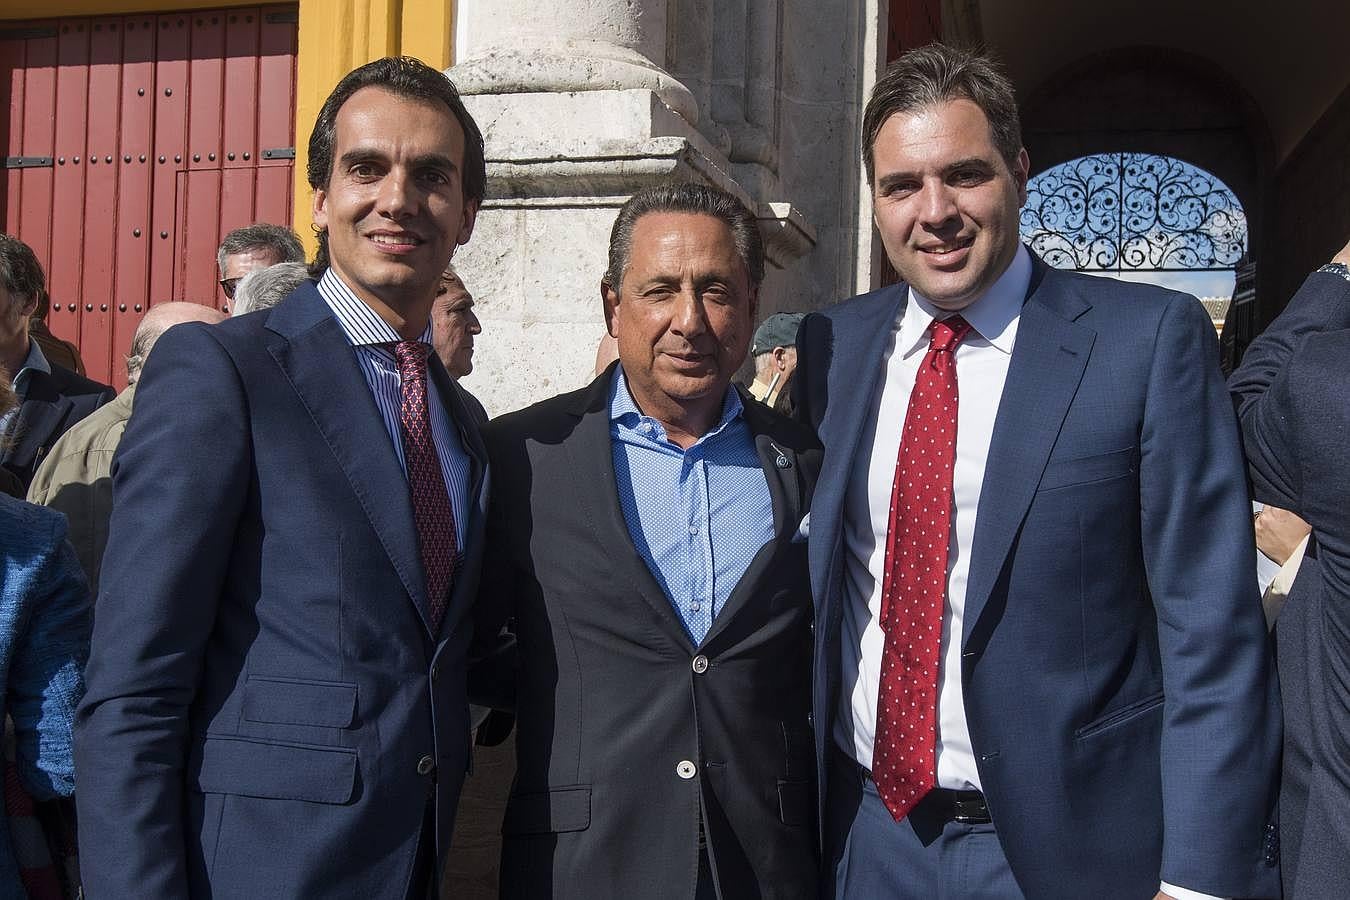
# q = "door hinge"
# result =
<box><xmin>265</xmin><ymin>12</ymin><xmax>300</xmax><ymax>25</ymax></box>
<box><xmin>4</xmin><ymin>156</ymin><xmax>53</xmax><ymax>169</ymax></box>
<box><xmin>0</xmin><ymin>27</ymin><xmax>59</xmax><ymax>41</ymax></box>
<box><xmin>261</xmin><ymin>147</ymin><xmax>296</xmax><ymax>160</ymax></box>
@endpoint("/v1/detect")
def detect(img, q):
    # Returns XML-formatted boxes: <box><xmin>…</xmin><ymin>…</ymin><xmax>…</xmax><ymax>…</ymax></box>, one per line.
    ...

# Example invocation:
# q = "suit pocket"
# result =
<box><xmin>1074</xmin><ymin>691</ymin><xmax>1164</xmax><ymax>741</ymax></box>
<box><xmin>777</xmin><ymin>779</ymin><xmax>812</xmax><ymax>827</ymax></box>
<box><xmin>1039</xmin><ymin>447</ymin><xmax>1137</xmax><ymax>492</ymax></box>
<box><xmin>243</xmin><ymin>676</ymin><xmax>357</xmax><ymax>728</ymax></box>
<box><xmin>501</xmin><ymin>786</ymin><xmax>591</xmax><ymax>835</ymax></box>
<box><xmin>193</xmin><ymin>735</ymin><xmax>358</xmax><ymax>804</ymax></box>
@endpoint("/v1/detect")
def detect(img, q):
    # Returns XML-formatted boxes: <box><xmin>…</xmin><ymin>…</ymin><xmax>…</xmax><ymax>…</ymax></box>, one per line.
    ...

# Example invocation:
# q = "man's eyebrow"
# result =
<box><xmin>942</xmin><ymin>156</ymin><xmax>996</xmax><ymax>174</ymax></box>
<box><xmin>335</xmin><ymin>149</ymin><xmax>459</xmax><ymax>172</ymax></box>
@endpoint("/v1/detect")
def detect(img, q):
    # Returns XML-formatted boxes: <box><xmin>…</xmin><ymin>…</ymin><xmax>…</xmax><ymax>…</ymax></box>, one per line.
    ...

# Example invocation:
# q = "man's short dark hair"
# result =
<box><xmin>217</xmin><ymin>223</ymin><xmax>306</xmax><ymax>276</ymax></box>
<box><xmin>603</xmin><ymin>183</ymin><xmax>764</xmax><ymax>291</ymax></box>
<box><xmin>862</xmin><ymin>43</ymin><xmax>1022</xmax><ymax>184</ymax></box>
<box><xmin>307</xmin><ymin>56</ymin><xmax>486</xmax><ymax>276</ymax></box>
<box><xmin>0</xmin><ymin>234</ymin><xmax>46</xmax><ymax>314</ymax></box>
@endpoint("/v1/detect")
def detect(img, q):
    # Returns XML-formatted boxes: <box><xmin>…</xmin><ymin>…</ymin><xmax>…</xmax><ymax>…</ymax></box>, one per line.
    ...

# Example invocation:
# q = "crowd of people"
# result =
<box><xmin>0</xmin><ymin>41</ymin><xmax>1344</xmax><ymax>900</ymax></box>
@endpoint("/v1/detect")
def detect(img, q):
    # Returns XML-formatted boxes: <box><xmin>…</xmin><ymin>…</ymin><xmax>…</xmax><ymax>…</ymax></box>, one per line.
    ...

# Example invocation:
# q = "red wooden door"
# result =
<box><xmin>0</xmin><ymin>5</ymin><xmax>298</xmax><ymax>389</ymax></box>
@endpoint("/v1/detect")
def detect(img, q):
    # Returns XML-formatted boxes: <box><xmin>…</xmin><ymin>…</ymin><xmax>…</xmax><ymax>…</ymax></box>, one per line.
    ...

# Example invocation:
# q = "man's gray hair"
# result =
<box><xmin>862</xmin><ymin>43</ymin><xmax>1022</xmax><ymax>183</ymax></box>
<box><xmin>232</xmin><ymin>262</ymin><xmax>310</xmax><ymax>316</ymax></box>
<box><xmin>0</xmin><ymin>233</ymin><xmax>45</xmax><ymax>315</ymax></box>
<box><xmin>603</xmin><ymin>183</ymin><xmax>764</xmax><ymax>291</ymax></box>
<box><xmin>216</xmin><ymin>223</ymin><xmax>305</xmax><ymax>276</ymax></box>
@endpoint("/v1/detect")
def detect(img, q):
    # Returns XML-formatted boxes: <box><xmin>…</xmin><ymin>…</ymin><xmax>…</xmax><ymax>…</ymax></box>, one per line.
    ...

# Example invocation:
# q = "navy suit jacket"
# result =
<box><xmin>796</xmin><ymin>255</ymin><xmax>1281</xmax><ymax>899</ymax></box>
<box><xmin>1229</xmin><ymin>269</ymin><xmax>1350</xmax><ymax>899</ymax></box>
<box><xmin>1</xmin><ymin>361</ymin><xmax>114</xmax><ymax>492</ymax></box>
<box><xmin>75</xmin><ymin>281</ymin><xmax>489</xmax><ymax>898</ymax></box>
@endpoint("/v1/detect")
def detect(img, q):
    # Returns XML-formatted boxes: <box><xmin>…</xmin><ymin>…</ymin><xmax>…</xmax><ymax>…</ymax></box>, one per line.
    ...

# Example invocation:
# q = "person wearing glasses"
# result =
<box><xmin>216</xmin><ymin>222</ymin><xmax>305</xmax><ymax>307</ymax></box>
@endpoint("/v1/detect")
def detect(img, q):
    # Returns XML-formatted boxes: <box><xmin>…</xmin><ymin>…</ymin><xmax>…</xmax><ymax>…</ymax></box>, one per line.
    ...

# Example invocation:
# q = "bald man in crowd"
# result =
<box><xmin>29</xmin><ymin>302</ymin><xmax>227</xmax><ymax>591</ymax></box>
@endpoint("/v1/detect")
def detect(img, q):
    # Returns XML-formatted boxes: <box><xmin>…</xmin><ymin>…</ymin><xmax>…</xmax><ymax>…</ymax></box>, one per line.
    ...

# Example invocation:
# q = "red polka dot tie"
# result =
<box><xmin>395</xmin><ymin>341</ymin><xmax>457</xmax><ymax>632</ymax></box>
<box><xmin>872</xmin><ymin>315</ymin><xmax>973</xmax><ymax>822</ymax></box>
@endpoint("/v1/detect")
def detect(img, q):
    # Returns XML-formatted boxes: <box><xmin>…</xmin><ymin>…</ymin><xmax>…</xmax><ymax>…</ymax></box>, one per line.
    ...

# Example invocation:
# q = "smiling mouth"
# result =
<box><xmin>367</xmin><ymin>232</ymin><xmax>424</xmax><ymax>251</ymax></box>
<box><xmin>918</xmin><ymin>235</ymin><xmax>975</xmax><ymax>256</ymax></box>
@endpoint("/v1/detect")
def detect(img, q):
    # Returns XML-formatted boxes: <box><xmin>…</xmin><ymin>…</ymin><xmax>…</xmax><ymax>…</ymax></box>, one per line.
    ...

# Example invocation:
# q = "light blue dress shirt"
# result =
<box><xmin>0</xmin><ymin>339</ymin><xmax>50</xmax><ymax>435</ymax></box>
<box><xmin>316</xmin><ymin>269</ymin><xmax>471</xmax><ymax>551</ymax></box>
<box><xmin>609</xmin><ymin>367</ymin><xmax>774</xmax><ymax>644</ymax></box>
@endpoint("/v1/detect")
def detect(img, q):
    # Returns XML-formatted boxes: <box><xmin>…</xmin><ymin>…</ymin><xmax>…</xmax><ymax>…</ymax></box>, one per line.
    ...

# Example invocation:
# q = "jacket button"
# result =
<box><xmin>430</xmin><ymin>663</ymin><xmax>439</xmax><ymax>681</ymax></box>
<box><xmin>417</xmin><ymin>755</ymin><xmax>435</xmax><ymax>776</ymax></box>
<box><xmin>691</xmin><ymin>655</ymin><xmax>709</xmax><ymax>674</ymax></box>
<box><xmin>676</xmin><ymin>760</ymin><xmax>697</xmax><ymax>780</ymax></box>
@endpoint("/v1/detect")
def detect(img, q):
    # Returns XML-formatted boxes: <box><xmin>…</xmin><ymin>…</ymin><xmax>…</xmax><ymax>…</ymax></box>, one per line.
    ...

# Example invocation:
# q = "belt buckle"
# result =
<box><xmin>951</xmin><ymin>794</ymin><xmax>989</xmax><ymax>824</ymax></box>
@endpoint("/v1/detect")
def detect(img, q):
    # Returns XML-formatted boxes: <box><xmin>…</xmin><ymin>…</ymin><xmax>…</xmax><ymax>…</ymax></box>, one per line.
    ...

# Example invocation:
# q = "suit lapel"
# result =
<box><xmin>430</xmin><ymin>362</ymin><xmax>488</xmax><ymax>637</ymax></box>
<box><xmin>808</xmin><ymin>286</ymin><xmax>907</xmax><ymax>603</ymax></box>
<box><xmin>265</xmin><ymin>284</ymin><xmax>433</xmax><ymax>632</ymax></box>
<box><xmin>1</xmin><ymin>375</ymin><xmax>71</xmax><ymax>471</ymax></box>
<box><xmin>962</xmin><ymin>265</ymin><xmax>1095</xmax><ymax>648</ymax></box>
<box><xmin>699</xmin><ymin>399</ymin><xmax>802</xmax><ymax>647</ymax></box>
<box><xmin>563</xmin><ymin>370</ymin><xmax>697</xmax><ymax>653</ymax></box>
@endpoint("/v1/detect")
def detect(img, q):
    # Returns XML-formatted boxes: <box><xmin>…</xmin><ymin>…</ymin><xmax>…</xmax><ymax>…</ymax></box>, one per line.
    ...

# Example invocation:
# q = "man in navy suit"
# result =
<box><xmin>75</xmin><ymin>57</ymin><xmax>488</xmax><ymax>898</ymax></box>
<box><xmin>795</xmin><ymin>44</ymin><xmax>1280</xmax><ymax>899</ymax></box>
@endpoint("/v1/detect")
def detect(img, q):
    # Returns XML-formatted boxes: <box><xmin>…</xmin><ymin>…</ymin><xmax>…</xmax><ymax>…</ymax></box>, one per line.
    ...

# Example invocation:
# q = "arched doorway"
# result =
<box><xmin>1020</xmin><ymin>151</ymin><xmax>1248</xmax><ymax>347</ymax></box>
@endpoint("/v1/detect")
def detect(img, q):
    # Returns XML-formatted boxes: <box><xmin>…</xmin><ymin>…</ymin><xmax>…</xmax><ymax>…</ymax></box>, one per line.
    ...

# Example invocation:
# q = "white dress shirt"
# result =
<box><xmin>836</xmin><ymin>245</ymin><xmax>1028</xmax><ymax>788</ymax></box>
<box><xmin>833</xmin><ymin>245</ymin><xmax>1223</xmax><ymax>900</ymax></box>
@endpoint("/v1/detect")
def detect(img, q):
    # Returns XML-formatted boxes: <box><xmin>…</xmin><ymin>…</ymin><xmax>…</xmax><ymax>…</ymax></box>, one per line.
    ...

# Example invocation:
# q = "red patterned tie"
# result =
<box><xmin>872</xmin><ymin>315</ymin><xmax>973</xmax><ymax>822</ymax></box>
<box><xmin>395</xmin><ymin>341</ymin><xmax>457</xmax><ymax>632</ymax></box>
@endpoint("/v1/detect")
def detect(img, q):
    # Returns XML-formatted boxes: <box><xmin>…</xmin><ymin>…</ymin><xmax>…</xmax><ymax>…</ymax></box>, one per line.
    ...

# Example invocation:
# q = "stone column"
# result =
<box><xmin>448</xmin><ymin>0</ymin><xmax>816</xmax><ymax>415</ymax></box>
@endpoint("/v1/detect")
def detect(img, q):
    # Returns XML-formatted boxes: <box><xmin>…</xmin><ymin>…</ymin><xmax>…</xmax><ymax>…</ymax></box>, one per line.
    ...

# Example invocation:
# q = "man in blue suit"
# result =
<box><xmin>75</xmin><ymin>57</ymin><xmax>488</xmax><ymax>898</ymax></box>
<box><xmin>795</xmin><ymin>44</ymin><xmax>1280</xmax><ymax>900</ymax></box>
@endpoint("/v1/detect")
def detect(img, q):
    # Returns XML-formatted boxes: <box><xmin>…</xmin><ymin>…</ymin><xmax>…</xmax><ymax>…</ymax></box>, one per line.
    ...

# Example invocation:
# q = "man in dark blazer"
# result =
<box><xmin>795</xmin><ymin>45</ymin><xmax>1280</xmax><ymax>899</ymax></box>
<box><xmin>1229</xmin><ymin>241</ymin><xmax>1350</xmax><ymax>900</ymax></box>
<box><xmin>0</xmin><ymin>234</ymin><xmax>114</xmax><ymax>493</ymax></box>
<box><xmin>75</xmin><ymin>58</ymin><xmax>488</xmax><ymax>898</ymax></box>
<box><xmin>477</xmin><ymin>182</ymin><xmax>821</xmax><ymax>899</ymax></box>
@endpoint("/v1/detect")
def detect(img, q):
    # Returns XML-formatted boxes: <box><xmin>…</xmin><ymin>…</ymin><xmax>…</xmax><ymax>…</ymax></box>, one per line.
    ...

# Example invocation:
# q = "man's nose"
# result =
<box><xmin>919</xmin><ymin>181</ymin><xmax>959</xmax><ymax>228</ymax></box>
<box><xmin>670</xmin><ymin>289</ymin><xmax>708</xmax><ymax>337</ymax></box>
<box><xmin>376</xmin><ymin>170</ymin><xmax>417</xmax><ymax>218</ymax></box>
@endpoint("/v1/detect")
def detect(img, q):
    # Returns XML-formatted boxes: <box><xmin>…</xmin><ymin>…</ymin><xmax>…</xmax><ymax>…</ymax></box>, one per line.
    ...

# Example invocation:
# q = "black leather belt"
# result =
<box><xmin>853</xmin><ymin>758</ymin><xmax>992</xmax><ymax>824</ymax></box>
<box><xmin>921</xmin><ymin>787</ymin><xmax>992</xmax><ymax>824</ymax></box>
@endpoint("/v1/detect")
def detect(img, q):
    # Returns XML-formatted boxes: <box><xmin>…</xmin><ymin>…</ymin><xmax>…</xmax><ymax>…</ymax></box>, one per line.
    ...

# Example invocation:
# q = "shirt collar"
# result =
<box><xmin>10</xmin><ymin>337</ymin><xmax>50</xmax><ymax>390</ymax></box>
<box><xmin>315</xmin><ymin>268</ymin><xmax>433</xmax><ymax>348</ymax></box>
<box><xmin>897</xmin><ymin>243</ymin><xmax>1031</xmax><ymax>358</ymax></box>
<box><xmin>608</xmin><ymin>365</ymin><xmax>745</xmax><ymax>447</ymax></box>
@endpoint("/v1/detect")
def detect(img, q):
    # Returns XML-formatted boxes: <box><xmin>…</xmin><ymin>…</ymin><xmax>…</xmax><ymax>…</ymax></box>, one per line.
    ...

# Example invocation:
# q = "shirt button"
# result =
<box><xmin>688</xmin><ymin>524</ymin><xmax>698</xmax><ymax>535</ymax></box>
<box><xmin>416</xmin><ymin>755</ymin><xmax>435</xmax><ymax>776</ymax></box>
<box><xmin>691</xmin><ymin>655</ymin><xmax>709</xmax><ymax>674</ymax></box>
<box><xmin>676</xmin><ymin>760</ymin><xmax>697</xmax><ymax>780</ymax></box>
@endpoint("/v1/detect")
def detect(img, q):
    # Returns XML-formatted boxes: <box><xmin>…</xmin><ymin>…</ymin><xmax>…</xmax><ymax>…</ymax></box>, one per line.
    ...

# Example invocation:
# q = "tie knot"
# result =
<box><xmin>930</xmin><ymin>315</ymin><xmax>972</xmax><ymax>353</ymax></box>
<box><xmin>393</xmin><ymin>340</ymin><xmax>429</xmax><ymax>378</ymax></box>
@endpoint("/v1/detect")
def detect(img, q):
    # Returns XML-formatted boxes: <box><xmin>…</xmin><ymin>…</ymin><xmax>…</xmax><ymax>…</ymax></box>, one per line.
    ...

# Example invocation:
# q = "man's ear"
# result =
<box><xmin>457</xmin><ymin>197</ymin><xmax>480</xmax><ymax>247</ymax></box>
<box><xmin>18</xmin><ymin>292</ymin><xmax>39</xmax><ymax>319</ymax></box>
<box><xmin>1013</xmin><ymin>147</ymin><xmax>1030</xmax><ymax>206</ymax></box>
<box><xmin>601</xmin><ymin>280</ymin><xmax>618</xmax><ymax>336</ymax></box>
<box><xmin>312</xmin><ymin>184</ymin><xmax>329</xmax><ymax>233</ymax></box>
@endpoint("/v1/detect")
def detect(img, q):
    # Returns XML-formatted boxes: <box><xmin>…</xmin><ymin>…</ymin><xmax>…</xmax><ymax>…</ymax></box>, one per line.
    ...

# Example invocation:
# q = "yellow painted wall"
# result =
<box><xmin>2</xmin><ymin>0</ymin><xmax>457</xmax><ymax>255</ymax></box>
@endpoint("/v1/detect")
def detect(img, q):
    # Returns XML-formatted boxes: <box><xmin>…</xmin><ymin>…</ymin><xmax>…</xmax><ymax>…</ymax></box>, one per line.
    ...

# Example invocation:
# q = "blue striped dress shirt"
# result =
<box><xmin>609</xmin><ymin>367</ymin><xmax>774</xmax><ymax>644</ymax></box>
<box><xmin>316</xmin><ymin>269</ymin><xmax>471</xmax><ymax>551</ymax></box>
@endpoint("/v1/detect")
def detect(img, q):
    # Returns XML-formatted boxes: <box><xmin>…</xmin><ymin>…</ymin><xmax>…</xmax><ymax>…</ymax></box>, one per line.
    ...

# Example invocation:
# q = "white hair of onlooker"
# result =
<box><xmin>231</xmin><ymin>261</ymin><xmax>310</xmax><ymax>317</ymax></box>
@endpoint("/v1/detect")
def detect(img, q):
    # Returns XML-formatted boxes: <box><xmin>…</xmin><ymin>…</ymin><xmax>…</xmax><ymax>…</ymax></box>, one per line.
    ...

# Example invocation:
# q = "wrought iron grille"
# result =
<box><xmin>1019</xmin><ymin>153</ymin><xmax>1246</xmax><ymax>271</ymax></box>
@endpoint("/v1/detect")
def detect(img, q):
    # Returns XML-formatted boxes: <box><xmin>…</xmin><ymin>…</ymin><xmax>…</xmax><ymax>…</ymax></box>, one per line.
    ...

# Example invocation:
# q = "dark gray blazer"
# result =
<box><xmin>1230</xmin><ymin>269</ymin><xmax>1350</xmax><ymax>900</ymax></box>
<box><xmin>1</xmin><ymin>360</ymin><xmax>114</xmax><ymax>492</ymax></box>
<box><xmin>477</xmin><ymin>367</ymin><xmax>822</xmax><ymax>900</ymax></box>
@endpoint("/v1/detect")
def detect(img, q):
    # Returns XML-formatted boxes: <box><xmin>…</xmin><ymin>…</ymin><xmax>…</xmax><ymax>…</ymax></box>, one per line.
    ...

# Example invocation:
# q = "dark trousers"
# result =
<box><xmin>825</xmin><ymin>746</ymin><xmax>1025</xmax><ymax>900</ymax></box>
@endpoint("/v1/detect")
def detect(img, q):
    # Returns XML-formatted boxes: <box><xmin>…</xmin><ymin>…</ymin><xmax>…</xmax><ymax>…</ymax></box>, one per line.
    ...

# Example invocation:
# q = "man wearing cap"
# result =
<box><xmin>746</xmin><ymin>311</ymin><xmax>804</xmax><ymax>408</ymax></box>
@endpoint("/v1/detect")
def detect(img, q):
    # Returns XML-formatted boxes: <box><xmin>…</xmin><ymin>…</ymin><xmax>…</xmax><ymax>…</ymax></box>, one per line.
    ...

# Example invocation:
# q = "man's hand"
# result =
<box><xmin>1334</xmin><ymin>237</ymin><xmax>1350</xmax><ymax>266</ymax></box>
<box><xmin>1255</xmin><ymin>506</ymin><xmax>1312</xmax><ymax>565</ymax></box>
<box><xmin>1154</xmin><ymin>893</ymin><xmax>1178</xmax><ymax>900</ymax></box>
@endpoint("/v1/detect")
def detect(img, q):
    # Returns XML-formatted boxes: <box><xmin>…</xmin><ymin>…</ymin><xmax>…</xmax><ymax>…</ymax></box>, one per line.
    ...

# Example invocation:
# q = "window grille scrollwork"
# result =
<box><xmin>1020</xmin><ymin>153</ymin><xmax>1246</xmax><ymax>271</ymax></box>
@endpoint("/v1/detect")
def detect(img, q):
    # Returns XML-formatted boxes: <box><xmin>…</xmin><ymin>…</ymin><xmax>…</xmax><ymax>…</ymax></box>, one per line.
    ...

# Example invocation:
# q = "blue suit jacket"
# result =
<box><xmin>1230</xmin><ymin>269</ymin><xmax>1350</xmax><ymax>899</ymax></box>
<box><xmin>74</xmin><ymin>282</ymin><xmax>489</xmax><ymax>898</ymax></box>
<box><xmin>796</xmin><ymin>255</ymin><xmax>1281</xmax><ymax>899</ymax></box>
<box><xmin>0</xmin><ymin>494</ymin><xmax>89</xmax><ymax>895</ymax></box>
